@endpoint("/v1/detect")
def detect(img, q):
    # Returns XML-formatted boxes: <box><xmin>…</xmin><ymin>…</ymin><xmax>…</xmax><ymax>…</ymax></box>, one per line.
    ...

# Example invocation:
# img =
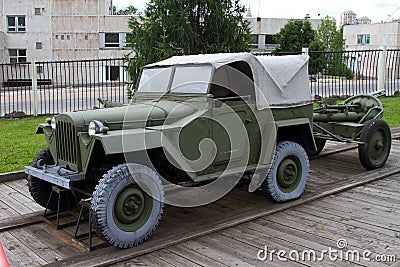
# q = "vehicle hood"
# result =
<box><xmin>57</xmin><ymin>100</ymin><xmax>197</xmax><ymax>132</ymax></box>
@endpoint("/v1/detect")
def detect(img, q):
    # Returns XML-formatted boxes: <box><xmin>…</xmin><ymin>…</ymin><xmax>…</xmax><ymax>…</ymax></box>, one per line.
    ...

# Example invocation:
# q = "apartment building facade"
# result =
<box><xmin>343</xmin><ymin>22</ymin><xmax>400</xmax><ymax>50</ymax></box>
<box><xmin>248</xmin><ymin>17</ymin><xmax>322</xmax><ymax>52</ymax></box>
<box><xmin>0</xmin><ymin>0</ymin><xmax>132</xmax><ymax>63</ymax></box>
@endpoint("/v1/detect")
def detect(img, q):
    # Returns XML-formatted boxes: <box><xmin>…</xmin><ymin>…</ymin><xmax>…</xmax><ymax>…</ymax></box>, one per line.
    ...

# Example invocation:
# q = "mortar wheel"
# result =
<box><xmin>91</xmin><ymin>163</ymin><xmax>164</xmax><ymax>248</ymax></box>
<box><xmin>306</xmin><ymin>138</ymin><xmax>326</xmax><ymax>157</ymax></box>
<box><xmin>358</xmin><ymin>119</ymin><xmax>391</xmax><ymax>170</ymax></box>
<box><xmin>263</xmin><ymin>141</ymin><xmax>310</xmax><ymax>202</ymax></box>
<box><xmin>27</xmin><ymin>147</ymin><xmax>76</xmax><ymax>212</ymax></box>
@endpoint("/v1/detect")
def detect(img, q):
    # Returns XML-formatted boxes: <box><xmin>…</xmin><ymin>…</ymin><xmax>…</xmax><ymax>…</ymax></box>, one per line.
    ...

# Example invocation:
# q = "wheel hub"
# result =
<box><xmin>369</xmin><ymin>130</ymin><xmax>386</xmax><ymax>162</ymax></box>
<box><xmin>277</xmin><ymin>156</ymin><xmax>302</xmax><ymax>192</ymax></box>
<box><xmin>113</xmin><ymin>185</ymin><xmax>151</xmax><ymax>231</ymax></box>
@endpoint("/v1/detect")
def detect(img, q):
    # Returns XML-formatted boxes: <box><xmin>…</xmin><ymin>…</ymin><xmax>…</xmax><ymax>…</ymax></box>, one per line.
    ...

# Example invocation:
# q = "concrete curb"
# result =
<box><xmin>0</xmin><ymin>171</ymin><xmax>27</xmax><ymax>183</ymax></box>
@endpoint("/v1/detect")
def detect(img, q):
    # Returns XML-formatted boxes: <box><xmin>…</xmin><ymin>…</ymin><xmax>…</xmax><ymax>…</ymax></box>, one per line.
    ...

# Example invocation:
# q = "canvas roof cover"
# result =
<box><xmin>145</xmin><ymin>53</ymin><xmax>312</xmax><ymax>109</ymax></box>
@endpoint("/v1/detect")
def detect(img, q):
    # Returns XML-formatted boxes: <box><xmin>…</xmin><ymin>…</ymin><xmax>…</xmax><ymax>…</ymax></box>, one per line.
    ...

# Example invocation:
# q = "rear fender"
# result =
<box><xmin>276</xmin><ymin>118</ymin><xmax>316</xmax><ymax>152</ymax></box>
<box><xmin>248</xmin><ymin>118</ymin><xmax>314</xmax><ymax>192</ymax></box>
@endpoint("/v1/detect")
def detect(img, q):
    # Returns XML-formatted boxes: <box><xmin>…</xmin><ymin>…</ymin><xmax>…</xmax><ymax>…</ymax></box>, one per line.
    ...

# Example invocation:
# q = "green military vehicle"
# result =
<box><xmin>25</xmin><ymin>53</ymin><xmax>391</xmax><ymax>248</ymax></box>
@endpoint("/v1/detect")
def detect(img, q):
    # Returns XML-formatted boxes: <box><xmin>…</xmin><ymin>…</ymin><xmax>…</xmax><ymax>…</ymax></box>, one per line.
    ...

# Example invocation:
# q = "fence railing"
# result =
<box><xmin>256</xmin><ymin>48</ymin><xmax>399</xmax><ymax>98</ymax></box>
<box><xmin>0</xmin><ymin>58</ymin><xmax>128</xmax><ymax>116</ymax></box>
<box><xmin>0</xmin><ymin>49</ymin><xmax>399</xmax><ymax>117</ymax></box>
<box><xmin>308</xmin><ymin>49</ymin><xmax>400</xmax><ymax>97</ymax></box>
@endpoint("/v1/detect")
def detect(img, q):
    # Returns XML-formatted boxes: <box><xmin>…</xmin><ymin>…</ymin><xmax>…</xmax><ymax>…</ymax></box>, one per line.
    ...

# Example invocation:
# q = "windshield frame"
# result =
<box><xmin>135</xmin><ymin>63</ymin><xmax>214</xmax><ymax>95</ymax></box>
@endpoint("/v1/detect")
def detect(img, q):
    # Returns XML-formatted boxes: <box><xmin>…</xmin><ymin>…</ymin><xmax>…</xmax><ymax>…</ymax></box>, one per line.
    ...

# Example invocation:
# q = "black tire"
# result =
<box><xmin>27</xmin><ymin>147</ymin><xmax>76</xmax><ymax>212</ymax></box>
<box><xmin>91</xmin><ymin>163</ymin><xmax>164</xmax><ymax>248</ymax></box>
<box><xmin>263</xmin><ymin>141</ymin><xmax>309</xmax><ymax>202</ymax></box>
<box><xmin>358</xmin><ymin>119</ymin><xmax>391</xmax><ymax>170</ymax></box>
<box><xmin>306</xmin><ymin>138</ymin><xmax>326</xmax><ymax>157</ymax></box>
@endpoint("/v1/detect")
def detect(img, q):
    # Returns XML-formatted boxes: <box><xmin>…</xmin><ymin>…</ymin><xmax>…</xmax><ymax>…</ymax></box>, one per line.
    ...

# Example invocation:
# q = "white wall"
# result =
<box><xmin>248</xmin><ymin>17</ymin><xmax>321</xmax><ymax>35</ymax></box>
<box><xmin>343</xmin><ymin>22</ymin><xmax>400</xmax><ymax>50</ymax></box>
<box><xmin>0</xmin><ymin>0</ymin><xmax>133</xmax><ymax>62</ymax></box>
<box><xmin>247</xmin><ymin>17</ymin><xmax>322</xmax><ymax>51</ymax></box>
<box><xmin>2</xmin><ymin>0</ymin><xmax>52</xmax><ymax>62</ymax></box>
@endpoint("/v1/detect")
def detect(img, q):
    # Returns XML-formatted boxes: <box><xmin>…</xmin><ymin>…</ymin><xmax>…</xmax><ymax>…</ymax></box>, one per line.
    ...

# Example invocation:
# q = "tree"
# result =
<box><xmin>273</xmin><ymin>19</ymin><xmax>316</xmax><ymax>53</ymax></box>
<box><xmin>315</xmin><ymin>17</ymin><xmax>344</xmax><ymax>51</ymax></box>
<box><xmin>125</xmin><ymin>0</ymin><xmax>252</xmax><ymax>95</ymax></box>
<box><xmin>311</xmin><ymin>17</ymin><xmax>352</xmax><ymax>79</ymax></box>
<box><xmin>113</xmin><ymin>5</ymin><xmax>137</xmax><ymax>15</ymax></box>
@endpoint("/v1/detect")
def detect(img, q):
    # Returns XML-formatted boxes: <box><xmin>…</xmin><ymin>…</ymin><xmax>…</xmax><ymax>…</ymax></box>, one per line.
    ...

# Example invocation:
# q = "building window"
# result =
<box><xmin>251</xmin><ymin>34</ymin><xmax>258</xmax><ymax>48</ymax></box>
<box><xmin>106</xmin><ymin>66</ymin><xmax>120</xmax><ymax>81</ymax></box>
<box><xmin>7</xmin><ymin>16</ymin><xmax>26</xmax><ymax>32</ymax></box>
<box><xmin>125</xmin><ymin>33</ymin><xmax>133</xmax><ymax>47</ymax></box>
<box><xmin>35</xmin><ymin>8</ymin><xmax>41</xmax><ymax>15</ymax></box>
<box><xmin>9</xmin><ymin>49</ymin><xmax>27</xmax><ymax>63</ymax></box>
<box><xmin>265</xmin><ymin>35</ymin><xmax>277</xmax><ymax>45</ymax></box>
<box><xmin>357</xmin><ymin>34</ymin><xmax>370</xmax><ymax>45</ymax></box>
<box><xmin>36</xmin><ymin>42</ymin><xmax>43</xmax><ymax>49</ymax></box>
<box><xmin>105</xmin><ymin>33</ymin><xmax>120</xmax><ymax>48</ymax></box>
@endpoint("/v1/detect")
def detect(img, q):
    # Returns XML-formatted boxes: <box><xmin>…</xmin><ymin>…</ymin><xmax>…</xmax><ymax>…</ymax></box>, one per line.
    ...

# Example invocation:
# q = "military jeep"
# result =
<box><xmin>25</xmin><ymin>53</ymin><xmax>319</xmax><ymax>248</ymax></box>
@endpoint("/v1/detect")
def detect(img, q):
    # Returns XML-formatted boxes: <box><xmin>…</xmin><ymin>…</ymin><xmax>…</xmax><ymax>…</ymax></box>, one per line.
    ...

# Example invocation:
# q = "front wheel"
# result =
<box><xmin>358</xmin><ymin>119</ymin><xmax>391</xmax><ymax>170</ymax></box>
<box><xmin>91</xmin><ymin>163</ymin><xmax>164</xmax><ymax>248</ymax></box>
<box><xmin>263</xmin><ymin>141</ymin><xmax>309</xmax><ymax>202</ymax></box>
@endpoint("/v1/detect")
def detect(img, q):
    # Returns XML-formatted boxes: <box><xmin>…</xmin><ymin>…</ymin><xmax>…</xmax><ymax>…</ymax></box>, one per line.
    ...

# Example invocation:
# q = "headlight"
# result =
<box><xmin>88</xmin><ymin>120</ymin><xmax>109</xmax><ymax>136</ymax></box>
<box><xmin>51</xmin><ymin>117</ymin><xmax>56</xmax><ymax>129</ymax></box>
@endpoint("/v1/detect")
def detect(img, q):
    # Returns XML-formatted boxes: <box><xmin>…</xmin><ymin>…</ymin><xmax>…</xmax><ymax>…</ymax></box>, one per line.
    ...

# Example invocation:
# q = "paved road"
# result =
<box><xmin>0</xmin><ymin>86</ymin><xmax>128</xmax><ymax>116</ymax></box>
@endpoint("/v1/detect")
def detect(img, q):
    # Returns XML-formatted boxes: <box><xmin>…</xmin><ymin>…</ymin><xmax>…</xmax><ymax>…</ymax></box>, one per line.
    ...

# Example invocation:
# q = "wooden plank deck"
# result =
<box><xmin>0</xmin><ymin>140</ymin><xmax>399</xmax><ymax>266</ymax></box>
<box><xmin>119</xmin><ymin>173</ymin><xmax>399</xmax><ymax>267</ymax></box>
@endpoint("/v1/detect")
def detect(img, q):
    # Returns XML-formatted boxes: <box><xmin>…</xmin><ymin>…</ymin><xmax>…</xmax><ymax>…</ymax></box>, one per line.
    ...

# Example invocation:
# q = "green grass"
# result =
<box><xmin>1</xmin><ymin>96</ymin><xmax>400</xmax><ymax>173</ymax></box>
<box><xmin>0</xmin><ymin>116</ymin><xmax>47</xmax><ymax>173</ymax></box>
<box><xmin>381</xmin><ymin>97</ymin><xmax>400</xmax><ymax>127</ymax></box>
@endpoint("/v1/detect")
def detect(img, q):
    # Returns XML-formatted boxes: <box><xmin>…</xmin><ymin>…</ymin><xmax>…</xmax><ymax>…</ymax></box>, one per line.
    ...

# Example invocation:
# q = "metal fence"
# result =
<box><xmin>0</xmin><ymin>49</ymin><xmax>399</xmax><ymax>117</ymax></box>
<box><xmin>0</xmin><ymin>58</ymin><xmax>128</xmax><ymax>117</ymax></box>
<box><xmin>256</xmin><ymin>48</ymin><xmax>400</xmax><ymax>97</ymax></box>
<box><xmin>308</xmin><ymin>49</ymin><xmax>399</xmax><ymax>97</ymax></box>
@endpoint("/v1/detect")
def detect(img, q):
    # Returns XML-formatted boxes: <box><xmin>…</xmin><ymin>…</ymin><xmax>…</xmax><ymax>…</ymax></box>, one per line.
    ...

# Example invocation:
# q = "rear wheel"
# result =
<box><xmin>27</xmin><ymin>147</ymin><xmax>76</xmax><ymax>212</ymax></box>
<box><xmin>263</xmin><ymin>141</ymin><xmax>309</xmax><ymax>202</ymax></box>
<box><xmin>358</xmin><ymin>119</ymin><xmax>391</xmax><ymax>170</ymax></box>
<box><xmin>91</xmin><ymin>163</ymin><xmax>164</xmax><ymax>248</ymax></box>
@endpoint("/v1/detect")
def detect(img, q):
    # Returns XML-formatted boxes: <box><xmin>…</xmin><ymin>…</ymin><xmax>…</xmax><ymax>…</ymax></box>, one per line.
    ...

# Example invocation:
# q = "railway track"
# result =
<box><xmin>1</xmin><ymin>136</ymin><xmax>400</xmax><ymax>266</ymax></box>
<box><xmin>0</xmin><ymin>212</ymin><xmax>43</xmax><ymax>233</ymax></box>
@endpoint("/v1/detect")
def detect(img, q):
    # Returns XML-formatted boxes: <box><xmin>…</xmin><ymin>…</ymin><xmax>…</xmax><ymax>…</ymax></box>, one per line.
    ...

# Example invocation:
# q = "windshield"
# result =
<box><xmin>137</xmin><ymin>65</ymin><xmax>212</xmax><ymax>94</ymax></box>
<box><xmin>137</xmin><ymin>67</ymin><xmax>173</xmax><ymax>93</ymax></box>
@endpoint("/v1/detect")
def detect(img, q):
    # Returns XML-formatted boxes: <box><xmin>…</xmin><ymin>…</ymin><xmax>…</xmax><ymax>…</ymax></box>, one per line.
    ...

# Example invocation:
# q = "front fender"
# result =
<box><xmin>92</xmin><ymin>128</ymin><xmax>162</xmax><ymax>155</ymax></box>
<box><xmin>89</xmin><ymin>128</ymin><xmax>197</xmax><ymax>179</ymax></box>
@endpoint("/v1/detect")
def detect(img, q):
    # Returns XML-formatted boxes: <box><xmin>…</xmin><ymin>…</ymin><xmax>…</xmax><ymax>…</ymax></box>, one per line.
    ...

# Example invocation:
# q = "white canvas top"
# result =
<box><xmin>145</xmin><ymin>53</ymin><xmax>312</xmax><ymax>109</ymax></box>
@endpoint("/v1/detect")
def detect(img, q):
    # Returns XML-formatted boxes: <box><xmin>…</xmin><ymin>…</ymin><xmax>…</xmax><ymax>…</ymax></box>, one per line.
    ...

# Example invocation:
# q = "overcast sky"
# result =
<box><xmin>112</xmin><ymin>0</ymin><xmax>399</xmax><ymax>24</ymax></box>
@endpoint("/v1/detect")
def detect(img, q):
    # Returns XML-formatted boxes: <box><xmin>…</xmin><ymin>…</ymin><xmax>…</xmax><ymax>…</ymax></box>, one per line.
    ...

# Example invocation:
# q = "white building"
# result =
<box><xmin>357</xmin><ymin>16</ymin><xmax>371</xmax><ymax>25</ymax></box>
<box><xmin>247</xmin><ymin>17</ymin><xmax>322</xmax><ymax>52</ymax></box>
<box><xmin>343</xmin><ymin>22</ymin><xmax>400</xmax><ymax>50</ymax></box>
<box><xmin>340</xmin><ymin>10</ymin><xmax>372</xmax><ymax>27</ymax></box>
<box><xmin>340</xmin><ymin>10</ymin><xmax>357</xmax><ymax>26</ymax></box>
<box><xmin>0</xmin><ymin>0</ymin><xmax>132</xmax><ymax>63</ymax></box>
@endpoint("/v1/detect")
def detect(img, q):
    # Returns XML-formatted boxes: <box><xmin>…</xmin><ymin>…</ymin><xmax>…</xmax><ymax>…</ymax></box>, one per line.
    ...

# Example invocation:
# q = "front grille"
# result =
<box><xmin>56</xmin><ymin>120</ymin><xmax>78</xmax><ymax>168</ymax></box>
